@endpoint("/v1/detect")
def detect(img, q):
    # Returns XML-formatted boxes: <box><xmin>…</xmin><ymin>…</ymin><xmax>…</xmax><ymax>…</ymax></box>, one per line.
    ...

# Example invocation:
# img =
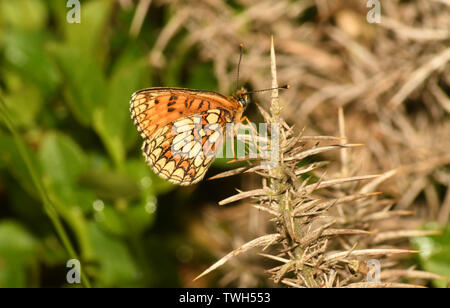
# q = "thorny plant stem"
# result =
<box><xmin>269</xmin><ymin>36</ymin><xmax>317</xmax><ymax>287</ymax></box>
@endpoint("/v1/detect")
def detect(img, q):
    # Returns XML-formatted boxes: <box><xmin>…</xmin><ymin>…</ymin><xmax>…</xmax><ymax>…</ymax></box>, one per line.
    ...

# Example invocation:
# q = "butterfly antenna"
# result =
<box><xmin>236</xmin><ymin>43</ymin><xmax>244</xmax><ymax>90</ymax></box>
<box><xmin>242</xmin><ymin>84</ymin><xmax>290</xmax><ymax>95</ymax></box>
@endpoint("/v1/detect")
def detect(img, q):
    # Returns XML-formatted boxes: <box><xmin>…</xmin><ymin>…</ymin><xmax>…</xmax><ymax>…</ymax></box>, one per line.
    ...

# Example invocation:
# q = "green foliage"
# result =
<box><xmin>0</xmin><ymin>0</ymin><xmax>203</xmax><ymax>287</ymax></box>
<box><xmin>0</xmin><ymin>221</ymin><xmax>37</xmax><ymax>287</ymax></box>
<box><xmin>412</xmin><ymin>224</ymin><xmax>450</xmax><ymax>288</ymax></box>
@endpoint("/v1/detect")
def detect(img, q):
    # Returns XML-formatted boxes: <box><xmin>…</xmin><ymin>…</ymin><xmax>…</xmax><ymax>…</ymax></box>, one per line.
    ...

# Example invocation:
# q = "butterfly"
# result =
<box><xmin>130</xmin><ymin>44</ymin><xmax>289</xmax><ymax>186</ymax></box>
<box><xmin>129</xmin><ymin>87</ymin><xmax>250</xmax><ymax>185</ymax></box>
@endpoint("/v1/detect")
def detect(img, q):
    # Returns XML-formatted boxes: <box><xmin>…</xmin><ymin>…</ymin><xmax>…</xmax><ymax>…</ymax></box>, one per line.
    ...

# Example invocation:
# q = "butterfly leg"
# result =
<box><xmin>223</xmin><ymin>121</ymin><xmax>238</xmax><ymax>164</ymax></box>
<box><xmin>239</xmin><ymin>116</ymin><xmax>264</xmax><ymax>158</ymax></box>
<box><xmin>239</xmin><ymin>115</ymin><xmax>250</xmax><ymax>124</ymax></box>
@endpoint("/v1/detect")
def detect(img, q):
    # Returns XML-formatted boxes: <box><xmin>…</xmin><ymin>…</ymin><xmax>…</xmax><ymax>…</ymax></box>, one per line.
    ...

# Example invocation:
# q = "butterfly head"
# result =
<box><xmin>233</xmin><ymin>84</ymin><xmax>290</xmax><ymax>110</ymax></box>
<box><xmin>234</xmin><ymin>87</ymin><xmax>250</xmax><ymax>109</ymax></box>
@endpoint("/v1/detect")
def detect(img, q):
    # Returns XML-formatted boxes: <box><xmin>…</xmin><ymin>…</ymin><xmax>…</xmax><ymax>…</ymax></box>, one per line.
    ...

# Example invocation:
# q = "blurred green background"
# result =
<box><xmin>0</xmin><ymin>0</ymin><xmax>241</xmax><ymax>287</ymax></box>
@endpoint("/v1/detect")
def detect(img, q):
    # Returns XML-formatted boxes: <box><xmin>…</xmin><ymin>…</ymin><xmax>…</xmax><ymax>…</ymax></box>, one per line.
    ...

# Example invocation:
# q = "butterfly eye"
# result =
<box><xmin>238</xmin><ymin>95</ymin><xmax>249</xmax><ymax>108</ymax></box>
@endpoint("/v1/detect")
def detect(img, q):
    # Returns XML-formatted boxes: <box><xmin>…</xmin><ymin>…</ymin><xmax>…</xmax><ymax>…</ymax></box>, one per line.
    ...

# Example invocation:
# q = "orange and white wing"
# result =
<box><xmin>141</xmin><ymin>108</ymin><xmax>234</xmax><ymax>185</ymax></box>
<box><xmin>129</xmin><ymin>88</ymin><xmax>242</xmax><ymax>141</ymax></box>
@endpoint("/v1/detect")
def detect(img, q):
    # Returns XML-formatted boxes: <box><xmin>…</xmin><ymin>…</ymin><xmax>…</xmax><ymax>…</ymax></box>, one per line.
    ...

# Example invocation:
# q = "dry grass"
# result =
<box><xmin>191</xmin><ymin>39</ymin><xmax>443</xmax><ymax>288</ymax></box>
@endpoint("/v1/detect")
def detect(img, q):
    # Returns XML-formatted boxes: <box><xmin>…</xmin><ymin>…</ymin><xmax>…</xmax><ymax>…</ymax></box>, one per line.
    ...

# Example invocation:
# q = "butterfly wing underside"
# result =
<box><xmin>130</xmin><ymin>88</ymin><xmax>242</xmax><ymax>185</ymax></box>
<box><xmin>142</xmin><ymin>108</ymin><xmax>234</xmax><ymax>185</ymax></box>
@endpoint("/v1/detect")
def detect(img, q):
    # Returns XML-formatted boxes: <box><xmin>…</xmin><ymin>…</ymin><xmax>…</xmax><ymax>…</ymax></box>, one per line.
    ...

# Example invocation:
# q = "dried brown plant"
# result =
<box><xmin>190</xmin><ymin>38</ymin><xmax>446</xmax><ymax>288</ymax></box>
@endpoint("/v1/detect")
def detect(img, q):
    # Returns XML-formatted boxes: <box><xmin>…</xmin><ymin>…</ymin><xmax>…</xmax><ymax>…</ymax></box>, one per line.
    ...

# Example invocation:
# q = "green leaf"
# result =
<box><xmin>3</xmin><ymin>30</ymin><xmax>60</xmax><ymax>96</ymax></box>
<box><xmin>0</xmin><ymin>220</ymin><xmax>37</xmax><ymax>287</ymax></box>
<box><xmin>2</xmin><ymin>84</ymin><xmax>43</xmax><ymax>128</ymax></box>
<box><xmin>93</xmin><ymin>205</ymin><xmax>127</xmax><ymax>236</ymax></box>
<box><xmin>125</xmin><ymin>158</ymin><xmax>175</xmax><ymax>196</ymax></box>
<box><xmin>126</xmin><ymin>199</ymin><xmax>156</xmax><ymax>234</ymax></box>
<box><xmin>46</xmin><ymin>0</ymin><xmax>67</xmax><ymax>33</ymax></box>
<box><xmin>38</xmin><ymin>132</ymin><xmax>96</xmax><ymax>214</ymax></box>
<box><xmin>94</xmin><ymin>57</ymin><xmax>148</xmax><ymax>167</ymax></box>
<box><xmin>411</xmin><ymin>224</ymin><xmax>450</xmax><ymax>288</ymax></box>
<box><xmin>63</xmin><ymin>0</ymin><xmax>112</xmax><ymax>65</ymax></box>
<box><xmin>79</xmin><ymin>168</ymin><xmax>140</xmax><ymax>201</ymax></box>
<box><xmin>39</xmin><ymin>132</ymin><xmax>87</xmax><ymax>184</ymax></box>
<box><xmin>0</xmin><ymin>0</ymin><xmax>48</xmax><ymax>31</ymax></box>
<box><xmin>0</xmin><ymin>98</ymin><xmax>90</xmax><ymax>287</ymax></box>
<box><xmin>88</xmin><ymin>222</ymin><xmax>139</xmax><ymax>287</ymax></box>
<box><xmin>50</xmin><ymin>44</ymin><xmax>107</xmax><ymax>126</ymax></box>
<box><xmin>0</xmin><ymin>133</ymin><xmax>41</xmax><ymax>197</ymax></box>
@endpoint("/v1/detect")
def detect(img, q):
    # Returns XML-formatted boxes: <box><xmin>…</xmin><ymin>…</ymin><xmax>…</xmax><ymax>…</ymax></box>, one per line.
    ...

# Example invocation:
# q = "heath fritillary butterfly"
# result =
<box><xmin>130</xmin><ymin>44</ymin><xmax>289</xmax><ymax>186</ymax></box>
<box><xmin>129</xmin><ymin>87</ymin><xmax>249</xmax><ymax>185</ymax></box>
